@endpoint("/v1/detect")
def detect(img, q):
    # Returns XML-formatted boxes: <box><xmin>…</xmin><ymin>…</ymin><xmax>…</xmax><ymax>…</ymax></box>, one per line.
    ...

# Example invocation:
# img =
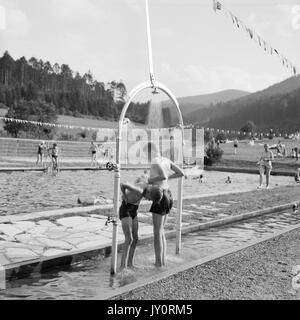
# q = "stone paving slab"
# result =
<box><xmin>0</xmin><ymin>193</ymin><xmax>246</xmax><ymax>272</ymax></box>
<box><xmin>0</xmin><ymin>198</ymin><xmax>299</xmax><ymax>292</ymax></box>
<box><xmin>5</xmin><ymin>186</ymin><xmax>292</xmax><ymax>288</ymax></box>
<box><xmin>0</xmin><ymin>214</ymin><xmax>155</xmax><ymax>268</ymax></box>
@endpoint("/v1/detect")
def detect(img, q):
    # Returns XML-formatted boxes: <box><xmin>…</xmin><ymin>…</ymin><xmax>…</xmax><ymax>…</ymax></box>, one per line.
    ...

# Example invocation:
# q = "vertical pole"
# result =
<box><xmin>0</xmin><ymin>264</ymin><xmax>5</xmax><ymax>290</ymax></box>
<box><xmin>176</xmin><ymin>125</ymin><xmax>184</xmax><ymax>255</ymax></box>
<box><xmin>176</xmin><ymin>176</ymin><xmax>183</xmax><ymax>254</ymax></box>
<box><xmin>145</xmin><ymin>0</ymin><xmax>155</xmax><ymax>84</ymax></box>
<box><xmin>111</xmin><ymin>134</ymin><xmax>121</xmax><ymax>275</ymax></box>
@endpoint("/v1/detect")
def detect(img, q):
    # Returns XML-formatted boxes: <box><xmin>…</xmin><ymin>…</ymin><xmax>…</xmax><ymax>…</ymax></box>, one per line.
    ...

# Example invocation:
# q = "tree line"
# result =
<box><xmin>189</xmin><ymin>87</ymin><xmax>300</xmax><ymax>134</ymax></box>
<box><xmin>0</xmin><ymin>51</ymin><xmax>149</xmax><ymax>123</ymax></box>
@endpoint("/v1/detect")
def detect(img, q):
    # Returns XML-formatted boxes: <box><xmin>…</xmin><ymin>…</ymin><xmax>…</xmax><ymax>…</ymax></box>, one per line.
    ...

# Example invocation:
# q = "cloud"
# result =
<box><xmin>153</xmin><ymin>27</ymin><xmax>173</xmax><ymax>38</ymax></box>
<box><xmin>48</xmin><ymin>0</ymin><xmax>106</xmax><ymax>22</ymax></box>
<box><xmin>123</xmin><ymin>0</ymin><xmax>143</xmax><ymax>14</ymax></box>
<box><xmin>6</xmin><ymin>7</ymin><xmax>31</xmax><ymax>36</ymax></box>
<box><xmin>159</xmin><ymin>63</ymin><xmax>282</xmax><ymax>96</ymax></box>
<box><xmin>247</xmin><ymin>5</ymin><xmax>296</xmax><ymax>38</ymax></box>
<box><xmin>0</xmin><ymin>5</ymin><xmax>6</xmax><ymax>30</ymax></box>
<box><xmin>50</xmin><ymin>32</ymin><xmax>105</xmax><ymax>76</ymax></box>
<box><xmin>185</xmin><ymin>64</ymin><xmax>281</xmax><ymax>92</ymax></box>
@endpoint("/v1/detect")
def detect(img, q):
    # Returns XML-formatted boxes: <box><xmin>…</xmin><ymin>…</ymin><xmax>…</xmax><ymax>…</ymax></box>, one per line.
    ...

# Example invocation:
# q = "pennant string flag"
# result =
<box><xmin>212</xmin><ymin>0</ymin><xmax>298</xmax><ymax>76</ymax></box>
<box><xmin>0</xmin><ymin>117</ymin><xmax>101</xmax><ymax>132</ymax></box>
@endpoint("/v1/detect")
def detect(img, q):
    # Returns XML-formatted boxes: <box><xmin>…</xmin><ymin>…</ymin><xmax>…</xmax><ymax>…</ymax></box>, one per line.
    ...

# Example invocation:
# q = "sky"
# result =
<box><xmin>0</xmin><ymin>0</ymin><xmax>299</xmax><ymax>99</ymax></box>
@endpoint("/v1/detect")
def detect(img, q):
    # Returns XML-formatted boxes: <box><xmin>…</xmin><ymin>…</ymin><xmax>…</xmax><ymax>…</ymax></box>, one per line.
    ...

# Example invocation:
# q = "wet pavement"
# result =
<box><xmin>0</xmin><ymin>206</ymin><xmax>299</xmax><ymax>300</ymax></box>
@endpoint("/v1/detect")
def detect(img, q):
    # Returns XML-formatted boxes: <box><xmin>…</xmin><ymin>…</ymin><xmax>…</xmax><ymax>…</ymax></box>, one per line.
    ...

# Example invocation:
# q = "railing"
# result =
<box><xmin>0</xmin><ymin>134</ymin><xmax>204</xmax><ymax>166</ymax></box>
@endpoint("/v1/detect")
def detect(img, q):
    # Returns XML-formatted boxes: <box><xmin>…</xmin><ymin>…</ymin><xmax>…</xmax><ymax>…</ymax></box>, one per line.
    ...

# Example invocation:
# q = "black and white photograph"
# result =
<box><xmin>0</xmin><ymin>0</ymin><xmax>299</xmax><ymax>306</ymax></box>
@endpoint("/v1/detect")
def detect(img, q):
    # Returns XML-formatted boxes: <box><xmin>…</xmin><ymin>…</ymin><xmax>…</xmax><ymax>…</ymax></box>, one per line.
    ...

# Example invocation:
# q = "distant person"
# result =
<box><xmin>279</xmin><ymin>142</ymin><xmax>286</xmax><ymax>157</ymax></box>
<box><xmin>233</xmin><ymin>139</ymin><xmax>238</xmax><ymax>155</ymax></box>
<box><xmin>135</xmin><ymin>170</ymin><xmax>149</xmax><ymax>184</ymax></box>
<box><xmin>36</xmin><ymin>141</ymin><xmax>45</xmax><ymax>166</ymax></box>
<box><xmin>225</xmin><ymin>176</ymin><xmax>232</xmax><ymax>184</ymax></box>
<box><xmin>89</xmin><ymin>142</ymin><xmax>98</xmax><ymax>167</ymax></box>
<box><xmin>295</xmin><ymin>147</ymin><xmax>299</xmax><ymax>161</ymax></box>
<box><xmin>192</xmin><ymin>173</ymin><xmax>204</xmax><ymax>183</ymax></box>
<box><xmin>257</xmin><ymin>144</ymin><xmax>274</xmax><ymax>189</ymax></box>
<box><xmin>294</xmin><ymin>170</ymin><xmax>300</xmax><ymax>183</ymax></box>
<box><xmin>104</xmin><ymin>147</ymin><xmax>109</xmax><ymax>158</ymax></box>
<box><xmin>199</xmin><ymin>174</ymin><xmax>204</xmax><ymax>183</ymax></box>
<box><xmin>276</xmin><ymin>141</ymin><xmax>284</xmax><ymax>157</ymax></box>
<box><xmin>51</xmin><ymin>143</ymin><xmax>59</xmax><ymax>171</ymax></box>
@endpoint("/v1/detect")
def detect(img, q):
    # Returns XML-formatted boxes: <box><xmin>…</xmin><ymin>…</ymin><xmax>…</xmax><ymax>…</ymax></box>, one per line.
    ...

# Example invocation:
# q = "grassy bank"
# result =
<box><xmin>217</xmin><ymin>138</ymin><xmax>300</xmax><ymax>173</ymax></box>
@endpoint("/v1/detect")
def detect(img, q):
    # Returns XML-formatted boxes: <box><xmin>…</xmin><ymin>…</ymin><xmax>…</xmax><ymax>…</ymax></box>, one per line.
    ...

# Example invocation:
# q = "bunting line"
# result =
<box><xmin>202</xmin><ymin>126</ymin><xmax>300</xmax><ymax>139</ymax></box>
<box><xmin>0</xmin><ymin>116</ymin><xmax>101</xmax><ymax>132</ymax></box>
<box><xmin>1</xmin><ymin>117</ymin><xmax>299</xmax><ymax>141</ymax></box>
<box><xmin>213</xmin><ymin>0</ymin><xmax>298</xmax><ymax>76</ymax></box>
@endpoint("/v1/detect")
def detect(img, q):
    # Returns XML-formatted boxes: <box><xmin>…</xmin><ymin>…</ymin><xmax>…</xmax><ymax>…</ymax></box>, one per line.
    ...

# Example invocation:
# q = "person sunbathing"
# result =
<box><xmin>77</xmin><ymin>196</ymin><xmax>112</xmax><ymax>206</ymax></box>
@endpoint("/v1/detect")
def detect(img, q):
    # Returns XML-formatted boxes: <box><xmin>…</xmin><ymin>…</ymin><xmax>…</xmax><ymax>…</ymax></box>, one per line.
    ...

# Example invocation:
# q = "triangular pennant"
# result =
<box><xmin>234</xmin><ymin>16</ymin><xmax>240</xmax><ymax>28</ymax></box>
<box><xmin>229</xmin><ymin>11</ymin><xmax>235</xmax><ymax>24</ymax></box>
<box><xmin>248</xmin><ymin>28</ymin><xmax>253</xmax><ymax>39</ymax></box>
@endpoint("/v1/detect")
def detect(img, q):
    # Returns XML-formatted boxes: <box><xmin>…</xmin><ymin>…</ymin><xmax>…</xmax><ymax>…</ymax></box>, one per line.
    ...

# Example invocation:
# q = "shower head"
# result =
<box><xmin>152</xmin><ymin>87</ymin><xmax>160</xmax><ymax>95</ymax></box>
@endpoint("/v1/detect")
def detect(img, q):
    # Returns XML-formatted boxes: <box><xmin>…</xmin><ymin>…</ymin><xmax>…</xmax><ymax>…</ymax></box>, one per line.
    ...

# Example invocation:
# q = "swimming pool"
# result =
<box><xmin>0</xmin><ymin>170</ymin><xmax>294</xmax><ymax>216</ymax></box>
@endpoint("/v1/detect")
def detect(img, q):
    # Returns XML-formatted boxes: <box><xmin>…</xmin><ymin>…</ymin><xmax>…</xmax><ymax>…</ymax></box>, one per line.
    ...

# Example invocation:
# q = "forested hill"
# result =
<box><xmin>0</xmin><ymin>51</ymin><xmax>149</xmax><ymax>122</ymax></box>
<box><xmin>187</xmin><ymin>75</ymin><xmax>300</xmax><ymax>133</ymax></box>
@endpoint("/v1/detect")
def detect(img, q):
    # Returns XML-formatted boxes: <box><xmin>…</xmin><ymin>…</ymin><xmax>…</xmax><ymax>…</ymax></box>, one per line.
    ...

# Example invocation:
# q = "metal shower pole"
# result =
<box><xmin>145</xmin><ymin>0</ymin><xmax>155</xmax><ymax>85</ymax></box>
<box><xmin>110</xmin><ymin>0</ymin><xmax>184</xmax><ymax>276</ymax></box>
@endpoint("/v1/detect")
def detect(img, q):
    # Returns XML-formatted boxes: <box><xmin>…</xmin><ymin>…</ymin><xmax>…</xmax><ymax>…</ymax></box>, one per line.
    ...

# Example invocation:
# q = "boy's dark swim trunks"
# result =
<box><xmin>119</xmin><ymin>200</ymin><xmax>139</xmax><ymax>220</ymax></box>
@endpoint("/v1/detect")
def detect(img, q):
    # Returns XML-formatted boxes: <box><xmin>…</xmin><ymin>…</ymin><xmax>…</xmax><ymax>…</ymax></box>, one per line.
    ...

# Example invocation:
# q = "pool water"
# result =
<box><xmin>0</xmin><ymin>170</ymin><xmax>293</xmax><ymax>216</ymax></box>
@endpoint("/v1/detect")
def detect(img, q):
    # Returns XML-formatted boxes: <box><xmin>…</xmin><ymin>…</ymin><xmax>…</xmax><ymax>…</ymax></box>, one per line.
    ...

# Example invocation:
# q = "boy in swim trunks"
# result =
<box><xmin>51</xmin><ymin>143</ymin><xmax>59</xmax><ymax>171</ymax></box>
<box><xmin>257</xmin><ymin>144</ymin><xmax>274</xmax><ymax>189</ymax></box>
<box><xmin>119</xmin><ymin>174</ymin><xmax>162</xmax><ymax>270</ymax></box>
<box><xmin>145</xmin><ymin>142</ymin><xmax>185</xmax><ymax>268</ymax></box>
<box><xmin>89</xmin><ymin>142</ymin><xmax>98</xmax><ymax>168</ymax></box>
<box><xmin>36</xmin><ymin>141</ymin><xmax>45</xmax><ymax>166</ymax></box>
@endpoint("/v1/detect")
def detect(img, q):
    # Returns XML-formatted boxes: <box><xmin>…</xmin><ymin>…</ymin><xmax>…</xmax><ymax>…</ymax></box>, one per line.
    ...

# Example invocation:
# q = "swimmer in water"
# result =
<box><xmin>77</xmin><ymin>196</ymin><xmax>113</xmax><ymax>206</ymax></box>
<box><xmin>225</xmin><ymin>176</ymin><xmax>232</xmax><ymax>184</ymax></box>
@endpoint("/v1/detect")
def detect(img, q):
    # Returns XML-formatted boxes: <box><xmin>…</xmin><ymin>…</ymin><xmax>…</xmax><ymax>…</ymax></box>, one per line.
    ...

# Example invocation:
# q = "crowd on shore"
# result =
<box><xmin>35</xmin><ymin>141</ymin><xmax>113</xmax><ymax>170</ymax></box>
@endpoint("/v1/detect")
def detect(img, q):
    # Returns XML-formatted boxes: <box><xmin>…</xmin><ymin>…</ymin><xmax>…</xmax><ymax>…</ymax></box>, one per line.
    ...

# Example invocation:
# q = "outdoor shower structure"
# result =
<box><xmin>110</xmin><ymin>0</ymin><xmax>185</xmax><ymax>275</ymax></box>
